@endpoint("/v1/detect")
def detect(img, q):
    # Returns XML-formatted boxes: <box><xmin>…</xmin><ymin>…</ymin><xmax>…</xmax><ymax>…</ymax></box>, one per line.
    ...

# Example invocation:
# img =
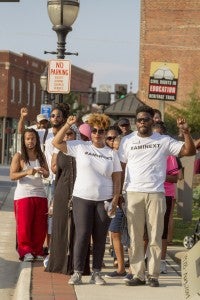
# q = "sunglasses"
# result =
<box><xmin>119</xmin><ymin>123</ymin><xmax>129</xmax><ymax>127</ymax></box>
<box><xmin>50</xmin><ymin>114</ymin><xmax>61</xmax><ymax>118</ymax></box>
<box><xmin>136</xmin><ymin>117</ymin><xmax>151</xmax><ymax>123</ymax></box>
<box><xmin>91</xmin><ymin>128</ymin><xmax>105</xmax><ymax>135</ymax></box>
<box><xmin>106</xmin><ymin>136</ymin><xmax>117</xmax><ymax>141</ymax></box>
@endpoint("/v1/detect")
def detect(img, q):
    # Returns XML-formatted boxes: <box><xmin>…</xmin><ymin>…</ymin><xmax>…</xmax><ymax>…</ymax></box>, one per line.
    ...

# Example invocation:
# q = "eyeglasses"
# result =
<box><xmin>50</xmin><ymin>114</ymin><xmax>61</xmax><ymax>118</ymax></box>
<box><xmin>136</xmin><ymin>117</ymin><xmax>151</xmax><ymax>123</ymax></box>
<box><xmin>119</xmin><ymin>123</ymin><xmax>129</xmax><ymax>127</ymax></box>
<box><xmin>91</xmin><ymin>128</ymin><xmax>105</xmax><ymax>135</ymax></box>
<box><xmin>106</xmin><ymin>136</ymin><xmax>117</xmax><ymax>141</ymax></box>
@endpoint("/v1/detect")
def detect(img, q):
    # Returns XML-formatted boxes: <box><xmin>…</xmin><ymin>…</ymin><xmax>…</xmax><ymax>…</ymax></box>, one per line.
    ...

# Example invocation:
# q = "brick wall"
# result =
<box><xmin>137</xmin><ymin>0</ymin><xmax>200</xmax><ymax>111</ymax></box>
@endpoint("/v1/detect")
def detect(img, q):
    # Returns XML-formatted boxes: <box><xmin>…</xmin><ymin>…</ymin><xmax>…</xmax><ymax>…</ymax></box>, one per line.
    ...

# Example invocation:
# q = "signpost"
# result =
<box><xmin>40</xmin><ymin>104</ymin><xmax>52</xmax><ymax>119</ymax></box>
<box><xmin>148</xmin><ymin>62</ymin><xmax>179</xmax><ymax>119</ymax></box>
<box><xmin>47</xmin><ymin>59</ymin><xmax>71</xmax><ymax>94</ymax></box>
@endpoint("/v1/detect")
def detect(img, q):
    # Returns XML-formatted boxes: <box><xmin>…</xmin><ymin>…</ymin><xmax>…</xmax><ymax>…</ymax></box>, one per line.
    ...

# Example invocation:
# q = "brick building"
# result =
<box><xmin>137</xmin><ymin>0</ymin><xmax>200</xmax><ymax>112</ymax></box>
<box><xmin>0</xmin><ymin>51</ymin><xmax>93</xmax><ymax>163</ymax></box>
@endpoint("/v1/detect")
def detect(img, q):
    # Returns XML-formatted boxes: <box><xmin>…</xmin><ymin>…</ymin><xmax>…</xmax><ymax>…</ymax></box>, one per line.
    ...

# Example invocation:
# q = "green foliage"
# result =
<box><xmin>193</xmin><ymin>185</ymin><xmax>200</xmax><ymax>208</ymax></box>
<box><xmin>62</xmin><ymin>92</ymin><xmax>83</xmax><ymax>115</ymax></box>
<box><xmin>167</xmin><ymin>84</ymin><xmax>200</xmax><ymax>138</ymax></box>
<box><xmin>164</xmin><ymin>113</ymin><xmax>178</xmax><ymax>137</ymax></box>
<box><xmin>173</xmin><ymin>202</ymin><xmax>200</xmax><ymax>245</ymax></box>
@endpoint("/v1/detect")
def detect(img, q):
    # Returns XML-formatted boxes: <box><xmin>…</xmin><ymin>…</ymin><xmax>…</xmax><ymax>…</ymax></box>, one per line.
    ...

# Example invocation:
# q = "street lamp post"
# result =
<box><xmin>46</xmin><ymin>0</ymin><xmax>80</xmax><ymax>102</ymax></box>
<box><xmin>40</xmin><ymin>66</ymin><xmax>49</xmax><ymax>104</ymax></box>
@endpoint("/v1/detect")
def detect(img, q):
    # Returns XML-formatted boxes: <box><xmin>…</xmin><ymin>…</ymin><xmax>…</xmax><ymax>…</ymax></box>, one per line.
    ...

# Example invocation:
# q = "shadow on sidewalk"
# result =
<box><xmin>0</xmin><ymin>257</ymin><xmax>20</xmax><ymax>289</ymax></box>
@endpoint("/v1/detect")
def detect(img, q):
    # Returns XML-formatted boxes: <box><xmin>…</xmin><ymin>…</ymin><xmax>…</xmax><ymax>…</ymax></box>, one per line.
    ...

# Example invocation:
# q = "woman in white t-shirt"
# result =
<box><xmin>52</xmin><ymin>113</ymin><xmax>122</xmax><ymax>286</ymax></box>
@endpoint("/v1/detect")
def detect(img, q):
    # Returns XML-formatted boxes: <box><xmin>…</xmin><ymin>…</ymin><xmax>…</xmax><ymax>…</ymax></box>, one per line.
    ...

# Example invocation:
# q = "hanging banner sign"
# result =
<box><xmin>47</xmin><ymin>59</ymin><xmax>71</xmax><ymax>94</ymax></box>
<box><xmin>148</xmin><ymin>62</ymin><xmax>179</xmax><ymax>101</ymax></box>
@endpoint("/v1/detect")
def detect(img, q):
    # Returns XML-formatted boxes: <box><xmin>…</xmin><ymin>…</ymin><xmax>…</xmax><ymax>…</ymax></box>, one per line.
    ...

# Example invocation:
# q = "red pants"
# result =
<box><xmin>14</xmin><ymin>197</ymin><xmax>48</xmax><ymax>259</ymax></box>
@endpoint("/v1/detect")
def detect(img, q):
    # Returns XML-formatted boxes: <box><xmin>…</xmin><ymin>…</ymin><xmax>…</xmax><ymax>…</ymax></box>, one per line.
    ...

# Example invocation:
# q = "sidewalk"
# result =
<box><xmin>30</xmin><ymin>246</ymin><xmax>186</xmax><ymax>300</ymax></box>
<box><xmin>0</xmin><ymin>165</ymin><xmax>187</xmax><ymax>300</ymax></box>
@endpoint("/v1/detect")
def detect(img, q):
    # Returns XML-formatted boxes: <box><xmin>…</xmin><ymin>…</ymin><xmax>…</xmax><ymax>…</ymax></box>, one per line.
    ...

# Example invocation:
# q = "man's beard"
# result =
<box><xmin>52</xmin><ymin>122</ymin><xmax>64</xmax><ymax>129</ymax></box>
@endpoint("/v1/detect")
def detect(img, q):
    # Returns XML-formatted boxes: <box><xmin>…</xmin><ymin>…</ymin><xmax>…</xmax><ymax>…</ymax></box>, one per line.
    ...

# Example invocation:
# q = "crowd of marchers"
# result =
<box><xmin>9</xmin><ymin>104</ymin><xmax>197</xmax><ymax>288</ymax></box>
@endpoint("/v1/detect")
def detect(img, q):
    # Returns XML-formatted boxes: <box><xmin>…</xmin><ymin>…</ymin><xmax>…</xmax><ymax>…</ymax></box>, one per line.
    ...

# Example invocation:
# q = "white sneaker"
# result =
<box><xmin>24</xmin><ymin>253</ymin><xmax>34</xmax><ymax>262</ymax></box>
<box><xmin>43</xmin><ymin>255</ymin><xmax>49</xmax><ymax>268</ymax></box>
<box><xmin>68</xmin><ymin>272</ymin><xmax>82</xmax><ymax>285</ymax></box>
<box><xmin>160</xmin><ymin>260</ymin><xmax>167</xmax><ymax>274</ymax></box>
<box><xmin>89</xmin><ymin>272</ymin><xmax>106</xmax><ymax>285</ymax></box>
<box><xmin>35</xmin><ymin>255</ymin><xmax>44</xmax><ymax>261</ymax></box>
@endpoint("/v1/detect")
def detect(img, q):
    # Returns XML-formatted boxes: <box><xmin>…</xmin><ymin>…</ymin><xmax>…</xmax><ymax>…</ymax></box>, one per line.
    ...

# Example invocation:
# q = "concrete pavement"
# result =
<box><xmin>0</xmin><ymin>164</ymin><xmax>188</xmax><ymax>300</ymax></box>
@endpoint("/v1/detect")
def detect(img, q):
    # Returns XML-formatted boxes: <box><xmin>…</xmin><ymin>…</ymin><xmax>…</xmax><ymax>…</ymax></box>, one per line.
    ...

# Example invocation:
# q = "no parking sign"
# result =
<box><xmin>47</xmin><ymin>59</ymin><xmax>71</xmax><ymax>94</ymax></box>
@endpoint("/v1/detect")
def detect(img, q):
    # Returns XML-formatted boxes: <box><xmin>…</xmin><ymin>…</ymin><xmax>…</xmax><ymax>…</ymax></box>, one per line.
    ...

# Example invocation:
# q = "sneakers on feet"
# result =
<box><xmin>148</xmin><ymin>277</ymin><xmax>159</xmax><ymax>287</ymax></box>
<box><xmin>125</xmin><ymin>277</ymin><xmax>146</xmax><ymax>286</ymax></box>
<box><xmin>68</xmin><ymin>272</ymin><xmax>82</xmax><ymax>285</ymax></box>
<box><xmin>24</xmin><ymin>253</ymin><xmax>34</xmax><ymax>262</ymax></box>
<box><xmin>43</xmin><ymin>255</ymin><xmax>49</xmax><ymax>268</ymax></box>
<box><xmin>105</xmin><ymin>271</ymin><xmax>127</xmax><ymax>278</ymax></box>
<box><xmin>35</xmin><ymin>255</ymin><xmax>44</xmax><ymax>261</ymax></box>
<box><xmin>160</xmin><ymin>260</ymin><xmax>167</xmax><ymax>274</ymax></box>
<box><xmin>123</xmin><ymin>273</ymin><xmax>133</xmax><ymax>282</ymax></box>
<box><xmin>89</xmin><ymin>272</ymin><xmax>106</xmax><ymax>285</ymax></box>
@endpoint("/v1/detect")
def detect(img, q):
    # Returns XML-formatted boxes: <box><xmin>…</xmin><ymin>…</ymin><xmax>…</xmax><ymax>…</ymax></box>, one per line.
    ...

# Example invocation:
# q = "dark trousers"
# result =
<box><xmin>72</xmin><ymin>196</ymin><xmax>111</xmax><ymax>272</ymax></box>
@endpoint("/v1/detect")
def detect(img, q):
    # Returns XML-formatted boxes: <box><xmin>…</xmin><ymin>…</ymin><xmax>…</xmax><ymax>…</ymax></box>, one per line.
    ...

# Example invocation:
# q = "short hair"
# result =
<box><xmin>152</xmin><ymin>121</ymin><xmax>167</xmax><ymax>134</ymax></box>
<box><xmin>136</xmin><ymin>105</ymin><xmax>154</xmax><ymax>118</ymax></box>
<box><xmin>153</xmin><ymin>109</ymin><xmax>162</xmax><ymax>118</ymax></box>
<box><xmin>52</xmin><ymin>103</ymin><xmax>70</xmax><ymax>120</ymax></box>
<box><xmin>87</xmin><ymin>113</ymin><xmax>110</xmax><ymax>130</ymax></box>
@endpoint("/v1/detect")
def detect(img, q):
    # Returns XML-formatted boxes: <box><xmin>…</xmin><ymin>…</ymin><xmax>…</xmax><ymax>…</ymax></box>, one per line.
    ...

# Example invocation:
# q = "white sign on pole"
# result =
<box><xmin>47</xmin><ymin>59</ymin><xmax>71</xmax><ymax>94</ymax></box>
<box><xmin>99</xmin><ymin>84</ymin><xmax>112</xmax><ymax>92</ymax></box>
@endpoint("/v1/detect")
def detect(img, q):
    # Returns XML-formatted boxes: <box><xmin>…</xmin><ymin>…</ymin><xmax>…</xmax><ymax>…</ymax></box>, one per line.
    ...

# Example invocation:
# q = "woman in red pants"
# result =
<box><xmin>10</xmin><ymin>128</ymin><xmax>49</xmax><ymax>262</ymax></box>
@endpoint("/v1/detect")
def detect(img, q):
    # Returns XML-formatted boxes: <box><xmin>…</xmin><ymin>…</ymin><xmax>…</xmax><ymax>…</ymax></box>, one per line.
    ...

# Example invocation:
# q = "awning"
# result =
<box><xmin>104</xmin><ymin>92</ymin><xmax>145</xmax><ymax>117</ymax></box>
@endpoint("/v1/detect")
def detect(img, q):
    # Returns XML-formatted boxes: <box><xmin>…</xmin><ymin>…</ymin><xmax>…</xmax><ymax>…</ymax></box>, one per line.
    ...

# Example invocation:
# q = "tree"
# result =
<box><xmin>167</xmin><ymin>84</ymin><xmax>200</xmax><ymax>138</ymax></box>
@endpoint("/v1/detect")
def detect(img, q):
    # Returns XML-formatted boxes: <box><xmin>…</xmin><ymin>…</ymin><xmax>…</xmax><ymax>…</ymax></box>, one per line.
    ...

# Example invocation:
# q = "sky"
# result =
<box><xmin>0</xmin><ymin>0</ymin><xmax>141</xmax><ymax>93</ymax></box>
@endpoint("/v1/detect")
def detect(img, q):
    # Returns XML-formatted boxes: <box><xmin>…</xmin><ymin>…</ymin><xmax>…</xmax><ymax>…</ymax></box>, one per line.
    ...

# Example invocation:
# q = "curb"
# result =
<box><xmin>167</xmin><ymin>249</ymin><xmax>187</xmax><ymax>266</ymax></box>
<box><xmin>13</xmin><ymin>262</ymin><xmax>31</xmax><ymax>300</ymax></box>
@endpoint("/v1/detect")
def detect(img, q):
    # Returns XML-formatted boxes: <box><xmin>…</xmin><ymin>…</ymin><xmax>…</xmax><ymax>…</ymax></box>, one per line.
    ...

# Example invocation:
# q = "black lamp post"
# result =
<box><xmin>40</xmin><ymin>66</ymin><xmax>49</xmax><ymax>104</ymax></box>
<box><xmin>46</xmin><ymin>0</ymin><xmax>80</xmax><ymax>103</ymax></box>
<box><xmin>47</xmin><ymin>0</ymin><xmax>80</xmax><ymax>59</ymax></box>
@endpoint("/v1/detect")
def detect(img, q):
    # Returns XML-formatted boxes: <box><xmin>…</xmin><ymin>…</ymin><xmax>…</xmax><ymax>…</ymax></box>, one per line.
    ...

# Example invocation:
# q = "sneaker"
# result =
<box><xmin>89</xmin><ymin>272</ymin><xmax>106</xmax><ymax>285</ymax></box>
<box><xmin>148</xmin><ymin>277</ymin><xmax>159</xmax><ymax>287</ymax></box>
<box><xmin>123</xmin><ymin>273</ymin><xmax>133</xmax><ymax>282</ymax></box>
<box><xmin>43</xmin><ymin>255</ymin><xmax>49</xmax><ymax>268</ymax></box>
<box><xmin>125</xmin><ymin>277</ymin><xmax>146</xmax><ymax>286</ymax></box>
<box><xmin>160</xmin><ymin>260</ymin><xmax>167</xmax><ymax>274</ymax></box>
<box><xmin>68</xmin><ymin>272</ymin><xmax>82</xmax><ymax>285</ymax></box>
<box><xmin>35</xmin><ymin>255</ymin><xmax>44</xmax><ymax>261</ymax></box>
<box><xmin>23</xmin><ymin>253</ymin><xmax>34</xmax><ymax>262</ymax></box>
<box><xmin>105</xmin><ymin>271</ymin><xmax>127</xmax><ymax>278</ymax></box>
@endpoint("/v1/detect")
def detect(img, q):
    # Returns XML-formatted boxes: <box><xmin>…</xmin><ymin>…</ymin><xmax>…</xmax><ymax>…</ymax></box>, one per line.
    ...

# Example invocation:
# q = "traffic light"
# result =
<box><xmin>115</xmin><ymin>84</ymin><xmax>128</xmax><ymax>100</ymax></box>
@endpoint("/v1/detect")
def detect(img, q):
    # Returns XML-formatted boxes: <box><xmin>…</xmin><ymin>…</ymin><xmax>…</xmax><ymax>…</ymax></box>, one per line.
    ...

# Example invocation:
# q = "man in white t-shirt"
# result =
<box><xmin>118</xmin><ymin>105</ymin><xmax>196</xmax><ymax>288</ymax></box>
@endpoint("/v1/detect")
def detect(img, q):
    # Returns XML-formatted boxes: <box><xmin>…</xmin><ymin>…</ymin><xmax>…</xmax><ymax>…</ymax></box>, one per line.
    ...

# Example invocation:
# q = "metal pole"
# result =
<box><xmin>1</xmin><ymin>117</ymin><xmax>6</xmax><ymax>164</ymax></box>
<box><xmin>159</xmin><ymin>101</ymin><xmax>165</xmax><ymax>121</ymax></box>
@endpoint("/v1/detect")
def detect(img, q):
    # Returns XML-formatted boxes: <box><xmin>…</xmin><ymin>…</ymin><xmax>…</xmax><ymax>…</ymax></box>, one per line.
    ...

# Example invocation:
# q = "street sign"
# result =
<box><xmin>47</xmin><ymin>59</ymin><xmax>71</xmax><ymax>94</ymax></box>
<box><xmin>148</xmin><ymin>62</ymin><xmax>179</xmax><ymax>101</ymax></box>
<box><xmin>40</xmin><ymin>104</ymin><xmax>52</xmax><ymax>119</ymax></box>
<box><xmin>99</xmin><ymin>84</ymin><xmax>112</xmax><ymax>93</ymax></box>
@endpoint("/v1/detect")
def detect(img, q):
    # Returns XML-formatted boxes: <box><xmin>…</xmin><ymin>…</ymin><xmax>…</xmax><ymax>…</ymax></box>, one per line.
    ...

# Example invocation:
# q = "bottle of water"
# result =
<box><xmin>104</xmin><ymin>201</ymin><xmax>115</xmax><ymax>218</ymax></box>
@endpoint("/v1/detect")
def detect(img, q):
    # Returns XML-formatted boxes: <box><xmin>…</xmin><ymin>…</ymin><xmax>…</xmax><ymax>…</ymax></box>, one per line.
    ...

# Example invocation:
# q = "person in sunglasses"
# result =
<box><xmin>104</xmin><ymin>127</ymin><xmax>127</xmax><ymax>278</ymax></box>
<box><xmin>117</xmin><ymin>118</ymin><xmax>133</xmax><ymax>137</ymax></box>
<box><xmin>52</xmin><ymin>113</ymin><xmax>122</xmax><ymax>286</ymax></box>
<box><xmin>118</xmin><ymin>105</ymin><xmax>196</xmax><ymax>288</ymax></box>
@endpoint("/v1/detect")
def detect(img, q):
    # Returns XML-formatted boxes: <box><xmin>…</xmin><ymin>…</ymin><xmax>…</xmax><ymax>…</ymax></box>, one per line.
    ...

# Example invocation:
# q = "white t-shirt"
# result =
<box><xmin>118</xmin><ymin>131</ymin><xmax>184</xmax><ymax>193</ymax></box>
<box><xmin>66</xmin><ymin>141</ymin><xmax>122</xmax><ymax>201</ymax></box>
<box><xmin>14</xmin><ymin>159</ymin><xmax>47</xmax><ymax>200</ymax></box>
